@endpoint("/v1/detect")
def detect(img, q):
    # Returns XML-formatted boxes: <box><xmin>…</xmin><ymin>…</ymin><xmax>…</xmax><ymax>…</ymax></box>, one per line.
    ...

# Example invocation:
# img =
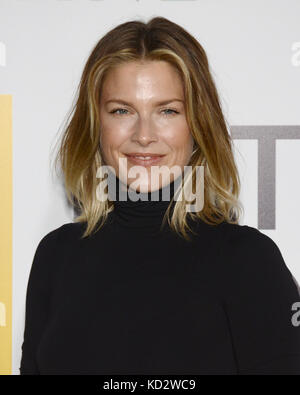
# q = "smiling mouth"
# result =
<box><xmin>123</xmin><ymin>153</ymin><xmax>166</xmax><ymax>166</ymax></box>
<box><xmin>124</xmin><ymin>153</ymin><xmax>165</xmax><ymax>158</ymax></box>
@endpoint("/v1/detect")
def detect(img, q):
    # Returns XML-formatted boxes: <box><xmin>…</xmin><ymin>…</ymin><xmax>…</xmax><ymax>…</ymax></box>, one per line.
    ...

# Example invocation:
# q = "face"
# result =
<box><xmin>99</xmin><ymin>60</ymin><xmax>194</xmax><ymax>193</ymax></box>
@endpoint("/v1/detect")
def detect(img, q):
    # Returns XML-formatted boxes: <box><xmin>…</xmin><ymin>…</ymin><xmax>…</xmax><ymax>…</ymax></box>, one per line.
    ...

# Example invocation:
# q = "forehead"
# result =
<box><xmin>101</xmin><ymin>60</ymin><xmax>184</xmax><ymax>101</ymax></box>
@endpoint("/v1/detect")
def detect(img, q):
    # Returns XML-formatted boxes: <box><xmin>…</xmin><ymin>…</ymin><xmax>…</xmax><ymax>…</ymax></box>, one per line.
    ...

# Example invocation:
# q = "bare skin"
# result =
<box><xmin>99</xmin><ymin>60</ymin><xmax>194</xmax><ymax>193</ymax></box>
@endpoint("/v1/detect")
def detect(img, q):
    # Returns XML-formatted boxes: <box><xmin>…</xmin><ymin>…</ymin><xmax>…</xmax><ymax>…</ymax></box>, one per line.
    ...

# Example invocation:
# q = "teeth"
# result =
<box><xmin>132</xmin><ymin>156</ymin><xmax>154</xmax><ymax>160</ymax></box>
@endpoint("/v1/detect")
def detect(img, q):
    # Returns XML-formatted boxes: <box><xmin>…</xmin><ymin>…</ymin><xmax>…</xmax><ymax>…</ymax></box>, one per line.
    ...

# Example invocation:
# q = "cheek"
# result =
<box><xmin>100</xmin><ymin>127</ymin><xmax>127</xmax><ymax>150</ymax></box>
<box><xmin>99</xmin><ymin>131</ymin><xmax>119</xmax><ymax>166</ymax></box>
<box><xmin>168</xmin><ymin>127</ymin><xmax>193</xmax><ymax>153</ymax></box>
<box><xmin>99</xmin><ymin>112</ymin><xmax>125</xmax><ymax>146</ymax></box>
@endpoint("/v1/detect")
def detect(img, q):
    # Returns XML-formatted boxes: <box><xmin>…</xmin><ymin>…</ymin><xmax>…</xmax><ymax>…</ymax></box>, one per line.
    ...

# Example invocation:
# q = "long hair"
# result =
<box><xmin>52</xmin><ymin>16</ymin><xmax>243</xmax><ymax>241</ymax></box>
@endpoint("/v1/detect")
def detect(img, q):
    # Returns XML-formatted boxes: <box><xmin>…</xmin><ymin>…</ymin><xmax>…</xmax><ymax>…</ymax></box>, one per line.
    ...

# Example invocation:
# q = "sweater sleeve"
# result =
<box><xmin>19</xmin><ymin>225</ymin><xmax>65</xmax><ymax>375</ymax></box>
<box><xmin>220</xmin><ymin>225</ymin><xmax>300</xmax><ymax>375</ymax></box>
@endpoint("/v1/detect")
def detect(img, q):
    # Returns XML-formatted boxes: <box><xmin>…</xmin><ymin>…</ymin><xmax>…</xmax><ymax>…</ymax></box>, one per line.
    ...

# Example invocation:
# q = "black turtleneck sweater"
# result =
<box><xmin>20</xmin><ymin>177</ymin><xmax>300</xmax><ymax>375</ymax></box>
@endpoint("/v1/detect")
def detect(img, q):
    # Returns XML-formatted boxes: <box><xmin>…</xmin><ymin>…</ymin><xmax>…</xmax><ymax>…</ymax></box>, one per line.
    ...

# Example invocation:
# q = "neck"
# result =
<box><xmin>110</xmin><ymin>175</ymin><xmax>180</xmax><ymax>233</ymax></box>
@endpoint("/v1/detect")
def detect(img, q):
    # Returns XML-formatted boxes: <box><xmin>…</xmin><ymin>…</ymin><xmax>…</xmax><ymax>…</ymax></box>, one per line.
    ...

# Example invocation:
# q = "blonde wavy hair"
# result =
<box><xmin>52</xmin><ymin>16</ymin><xmax>243</xmax><ymax>242</ymax></box>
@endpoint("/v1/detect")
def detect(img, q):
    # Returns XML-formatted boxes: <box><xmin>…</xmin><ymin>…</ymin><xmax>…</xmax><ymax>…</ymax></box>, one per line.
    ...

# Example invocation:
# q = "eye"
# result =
<box><xmin>109</xmin><ymin>108</ymin><xmax>180</xmax><ymax>116</ymax></box>
<box><xmin>161</xmin><ymin>108</ymin><xmax>179</xmax><ymax>116</ymax></box>
<box><xmin>110</xmin><ymin>108</ymin><xmax>129</xmax><ymax>115</ymax></box>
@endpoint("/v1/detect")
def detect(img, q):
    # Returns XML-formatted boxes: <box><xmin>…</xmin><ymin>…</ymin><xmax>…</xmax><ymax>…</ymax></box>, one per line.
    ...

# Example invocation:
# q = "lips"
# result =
<box><xmin>124</xmin><ymin>153</ymin><xmax>165</xmax><ymax>166</ymax></box>
<box><xmin>125</xmin><ymin>153</ymin><xmax>165</xmax><ymax>158</ymax></box>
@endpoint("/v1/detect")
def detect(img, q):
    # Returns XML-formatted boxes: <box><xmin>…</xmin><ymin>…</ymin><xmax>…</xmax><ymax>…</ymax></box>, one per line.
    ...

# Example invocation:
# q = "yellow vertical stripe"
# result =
<box><xmin>0</xmin><ymin>95</ymin><xmax>12</xmax><ymax>375</ymax></box>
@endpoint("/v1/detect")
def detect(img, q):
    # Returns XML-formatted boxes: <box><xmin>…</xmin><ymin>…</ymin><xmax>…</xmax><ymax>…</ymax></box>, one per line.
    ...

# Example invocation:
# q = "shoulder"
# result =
<box><xmin>216</xmin><ymin>222</ymin><xmax>289</xmax><ymax>278</ymax></box>
<box><xmin>34</xmin><ymin>221</ymin><xmax>87</xmax><ymax>256</ymax></box>
<box><xmin>25</xmin><ymin>222</ymin><xmax>87</xmax><ymax>297</ymax></box>
<box><xmin>217</xmin><ymin>222</ymin><xmax>300</xmax><ymax>296</ymax></box>
<box><xmin>218</xmin><ymin>222</ymin><xmax>282</xmax><ymax>261</ymax></box>
<box><xmin>29</xmin><ymin>221</ymin><xmax>87</xmax><ymax>281</ymax></box>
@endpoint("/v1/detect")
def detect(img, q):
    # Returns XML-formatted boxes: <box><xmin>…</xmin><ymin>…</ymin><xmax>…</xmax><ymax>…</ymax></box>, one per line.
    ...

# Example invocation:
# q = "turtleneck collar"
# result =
<box><xmin>109</xmin><ymin>175</ymin><xmax>180</xmax><ymax>233</ymax></box>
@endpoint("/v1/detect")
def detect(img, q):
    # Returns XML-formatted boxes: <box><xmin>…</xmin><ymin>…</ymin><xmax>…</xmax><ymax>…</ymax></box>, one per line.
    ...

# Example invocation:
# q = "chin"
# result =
<box><xmin>128</xmin><ymin>179</ymin><xmax>161</xmax><ymax>194</ymax></box>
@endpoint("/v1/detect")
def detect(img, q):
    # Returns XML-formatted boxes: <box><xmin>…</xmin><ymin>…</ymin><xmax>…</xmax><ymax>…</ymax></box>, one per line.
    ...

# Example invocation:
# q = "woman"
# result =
<box><xmin>20</xmin><ymin>16</ymin><xmax>300</xmax><ymax>375</ymax></box>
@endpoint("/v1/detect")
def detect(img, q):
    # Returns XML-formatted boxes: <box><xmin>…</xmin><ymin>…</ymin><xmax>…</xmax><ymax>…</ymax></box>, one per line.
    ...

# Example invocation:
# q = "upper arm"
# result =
<box><xmin>19</xmin><ymin>225</ymin><xmax>66</xmax><ymax>375</ymax></box>
<box><xmin>220</xmin><ymin>225</ymin><xmax>300</xmax><ymax>375</ymax></box>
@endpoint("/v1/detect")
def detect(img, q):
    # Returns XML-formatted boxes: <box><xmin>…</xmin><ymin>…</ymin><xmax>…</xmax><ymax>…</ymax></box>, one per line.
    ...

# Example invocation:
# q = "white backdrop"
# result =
<box><xmin>0</xmin><ymin>0</ymin><xmax>299</xmax><ymax>375</ymax></box>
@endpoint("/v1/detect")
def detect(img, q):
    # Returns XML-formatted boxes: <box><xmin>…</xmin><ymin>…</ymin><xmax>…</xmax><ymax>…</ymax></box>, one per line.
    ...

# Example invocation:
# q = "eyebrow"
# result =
<box><xmin>105</xmin><ymin>98</ymin><xmax>184</xmax><ymax>106</ymax></box>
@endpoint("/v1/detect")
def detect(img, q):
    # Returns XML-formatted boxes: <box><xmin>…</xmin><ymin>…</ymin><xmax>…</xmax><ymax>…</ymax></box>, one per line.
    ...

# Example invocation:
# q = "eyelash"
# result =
<box><xmin>109</xmin><ymin>108</ymin><xmax>179</xmax><ymax>116</ymax></box>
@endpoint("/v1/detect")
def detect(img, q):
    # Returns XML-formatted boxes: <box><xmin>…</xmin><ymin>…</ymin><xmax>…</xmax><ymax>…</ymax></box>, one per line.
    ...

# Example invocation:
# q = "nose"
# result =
<box><xmin>131</xmin><ymin>116</ymin><xmax>158</xmax><ymax>146</ymax></box>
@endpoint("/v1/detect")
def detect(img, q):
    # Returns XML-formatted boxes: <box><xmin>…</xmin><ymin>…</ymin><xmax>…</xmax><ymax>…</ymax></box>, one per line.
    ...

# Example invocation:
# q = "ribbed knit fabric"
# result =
<box><xmin>20</xmin><ymin>177</ymin><xmax>300</xmax><ymax>375</ymax></box>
